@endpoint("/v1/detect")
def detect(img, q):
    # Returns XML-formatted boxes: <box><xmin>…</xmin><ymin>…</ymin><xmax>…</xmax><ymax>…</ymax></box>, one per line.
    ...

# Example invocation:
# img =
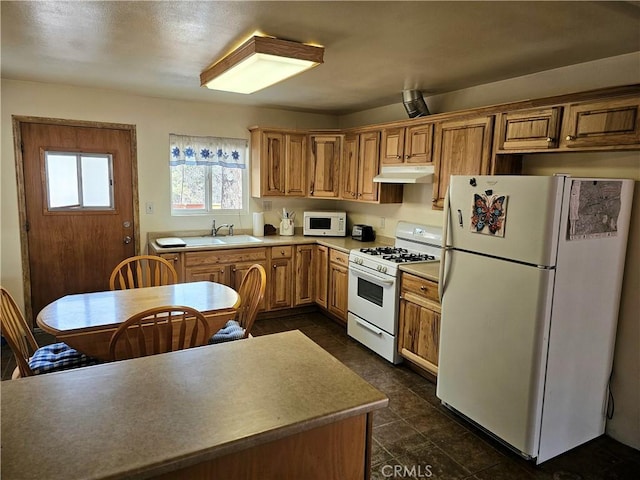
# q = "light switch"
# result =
<box><xmin>145</xmin><ymin>202</ymin><xmax>154</xmax><ymax>214</ymax></box>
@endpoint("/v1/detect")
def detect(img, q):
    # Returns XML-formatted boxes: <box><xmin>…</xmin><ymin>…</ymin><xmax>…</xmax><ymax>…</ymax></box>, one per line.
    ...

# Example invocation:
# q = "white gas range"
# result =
<box><xmin>347</xmin><ymin>221</ymin><xmax>442</xmax><ymax>364</ymax></box>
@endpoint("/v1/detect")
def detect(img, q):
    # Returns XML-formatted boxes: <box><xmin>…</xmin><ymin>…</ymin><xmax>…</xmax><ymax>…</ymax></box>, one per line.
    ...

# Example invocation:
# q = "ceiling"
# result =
<box><xmin>1</xmin><ymin>1</ymin><xmax>639</xmax><ymax>115</ymax></box>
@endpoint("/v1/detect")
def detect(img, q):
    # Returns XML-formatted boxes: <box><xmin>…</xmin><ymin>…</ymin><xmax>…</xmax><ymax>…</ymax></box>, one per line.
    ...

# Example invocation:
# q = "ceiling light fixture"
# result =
<box><xmin>200</xmin><ymin>35</ymin><xmax>324</xmax><ymax>94</ymax></box>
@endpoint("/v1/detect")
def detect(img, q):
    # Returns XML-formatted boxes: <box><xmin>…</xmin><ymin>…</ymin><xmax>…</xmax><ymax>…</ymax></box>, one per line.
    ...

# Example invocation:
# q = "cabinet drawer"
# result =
<box><xmin>401</xmin><ymin>273</ymin><xmax>439</xmax><ymax>303</ymax></box>
<box><xmin>271</xmin><ymin>245</ymin><xmax>293</xmax><ymax>259</ymax></box>
<box><xmin>185</xmin><ymin>248</ymin><xmax>268</xmax><ymax>267</ymax></box>
<box><xmin>329</xmin><ymin>249</ymin><xmax>349</xmax><ymax>266</ymax></box>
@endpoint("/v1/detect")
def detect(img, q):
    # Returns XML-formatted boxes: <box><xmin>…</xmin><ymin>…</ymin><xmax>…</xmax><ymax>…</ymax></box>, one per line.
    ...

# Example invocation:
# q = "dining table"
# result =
<box><xmin>36</xmin><ymin>281</ymin><xmax>240</xmax><ymax>360</ymax></box>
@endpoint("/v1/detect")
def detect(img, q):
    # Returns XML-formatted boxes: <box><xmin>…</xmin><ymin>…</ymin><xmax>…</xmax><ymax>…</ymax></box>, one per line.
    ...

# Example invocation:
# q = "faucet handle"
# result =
<box><xmin>229</xmin><ymin>224</ymin><xmax>234</xmax><ymax>235</ymax></box>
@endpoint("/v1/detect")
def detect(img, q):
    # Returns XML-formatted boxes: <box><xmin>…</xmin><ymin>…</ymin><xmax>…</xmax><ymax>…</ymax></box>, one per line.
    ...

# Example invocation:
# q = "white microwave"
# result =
<box><xmin>303</xmin><ymin>211</ymin><xmax>347</xmax><ymax>237</ymax></box>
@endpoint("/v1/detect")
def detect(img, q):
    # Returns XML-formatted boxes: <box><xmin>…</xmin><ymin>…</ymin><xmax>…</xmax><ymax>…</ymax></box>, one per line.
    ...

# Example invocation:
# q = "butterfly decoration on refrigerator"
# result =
<box><xmin>471</xmin><ymin>193</ymin><xmax>507</xmax><ymax>237</ymax></box>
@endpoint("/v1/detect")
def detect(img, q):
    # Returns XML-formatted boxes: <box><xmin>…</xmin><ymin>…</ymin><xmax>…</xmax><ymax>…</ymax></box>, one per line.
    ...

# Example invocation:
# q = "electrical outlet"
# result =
<box><xmin>263</xmin><ymin>200</ymin><xmax>272</xmax><ymax>212</ymax></box>
<box><xmin>145</xmin><ymin>202</ymin><xmax>154</xmax><ymax>214</ymax></box>
<box><xmin>380</xmin><ymin>217</ymin><xmax>385</xmax><ymax>228</ymax></box>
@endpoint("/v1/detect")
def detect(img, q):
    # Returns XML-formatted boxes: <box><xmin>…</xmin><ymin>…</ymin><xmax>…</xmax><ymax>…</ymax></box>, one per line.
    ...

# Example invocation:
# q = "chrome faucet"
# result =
<box><xmin>212</xmin><ymin>220</ymin><xmax>234</xmax><ymax>236</ymax></box>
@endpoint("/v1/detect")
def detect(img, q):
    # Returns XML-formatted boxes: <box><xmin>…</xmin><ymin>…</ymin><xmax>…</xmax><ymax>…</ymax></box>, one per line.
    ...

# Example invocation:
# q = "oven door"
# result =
<box><xmin>348</xmin><ymin>263</ymin><xmax>398</xmax><ymax>334</ymax></box>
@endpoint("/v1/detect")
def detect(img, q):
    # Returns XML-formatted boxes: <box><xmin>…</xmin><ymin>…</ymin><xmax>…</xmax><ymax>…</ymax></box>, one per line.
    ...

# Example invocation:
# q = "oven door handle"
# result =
<box><xmin>349</xmin><ymin>265</ymin><xmax>395</xmax><ymax>286</ymax></box>
<box><xmin>354</xmin><ymin>317</ymin><xmax>384</xmax><ymax>336</ymax></box>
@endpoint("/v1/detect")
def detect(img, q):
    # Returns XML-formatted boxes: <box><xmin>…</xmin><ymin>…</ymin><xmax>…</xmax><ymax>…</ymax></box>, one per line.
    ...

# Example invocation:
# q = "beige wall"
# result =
<box><xmin>2</xmin><ymin>52</ymin><xmax>639</xmax><ymax>448</ymax></box>
<box><xmin>1</xmin><ymin>79</ymin><xmax>338</xmax><ymax>307</ymax></box>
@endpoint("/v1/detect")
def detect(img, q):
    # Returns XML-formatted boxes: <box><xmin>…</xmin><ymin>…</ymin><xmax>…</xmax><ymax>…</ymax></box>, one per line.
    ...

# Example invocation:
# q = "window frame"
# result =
<box><xmin>169</xmin><ymin>137</ymin><xmax>249</xmax><ymax>216</ymax></box>
<box><xmin>43</xmin><ymin>151</ymin><xmax>115</xmax><ymax>212</ymax></box>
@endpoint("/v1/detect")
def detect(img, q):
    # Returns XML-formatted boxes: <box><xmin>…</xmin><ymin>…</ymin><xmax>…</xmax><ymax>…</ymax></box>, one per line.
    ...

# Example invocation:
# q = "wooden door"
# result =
<box><xmin>18</xmin><ymin>120</ymin><xmax>137</xmax><ymax>324</ymax></box>
<box><xmin>560</xmin><ymin>96</ymin><xmax>640</xmax><ymax>149</ymax></box>
<box><xmin>432</xmin><ymin>116</ymin><xmax>494</xmax><ymax>209</ymax></box>
<box><xmin>404</xmin><ymin>123</ymin><xmax>434</xmax><ymax>164</ymax></box>
<box><xmin>497</xmin><ymin>107</ymin><xmax>561</xmax><ymax>150</ymax></box>
<box><xmin>262</xmin><ymin>132</ymin><xmax>286</xmax><ymax>196</ymax></box>
<box><xmin>309</xmin><ymin>135</ymin><xmax>341</xmax><ymax>198</ymax></box>
<box><xmin>328</xmin><ymin>262</ymin><xmax>348</xmax><ymax>322</ymax></box>
<box><xmin>380</xmin><ymin>127</ymin><xmax>405</xmax><ymax>164</ymax></box>
<box><xmin>357</xmin><ymin>131</ymin><xmax>380</xmax><ymax>202</ymax></box>
<box><xmin>341</xmin><ymin>134</ymin><xmax>359</xmax><ymax>200</ymax></box>
<box><xmin>294</xmin><ymin>245</ymin><xmax>315</xmax><ymax>306</ymax></box>
<box><xmin>315</xmin><ymin>245</ymin><xmax>329</xmax><ymax>308</ymax></box>
<box><xmin>284</xmin><ymin>134</ymin><xmax>306</xmax><ymax>196</ymax></box>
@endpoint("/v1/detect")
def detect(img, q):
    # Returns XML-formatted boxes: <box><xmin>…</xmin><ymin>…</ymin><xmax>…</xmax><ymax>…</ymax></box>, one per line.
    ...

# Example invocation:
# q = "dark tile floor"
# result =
<box><xmin>3</xmin><ymin>311</ymin><xmax>640</xmax><ymax>479</ymax></box>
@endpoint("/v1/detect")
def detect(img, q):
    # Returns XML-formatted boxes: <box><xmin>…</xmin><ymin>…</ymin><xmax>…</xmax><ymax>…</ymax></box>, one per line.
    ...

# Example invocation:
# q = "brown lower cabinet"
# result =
<box><xmin>397</xmin><ymin>272</ymin><xmax>440</xmax><ymax>376</ymax></box>
<box><xmin>269</xmin><ymin>246</ymin><xmax>293</xmax><ymax>310</ymax></box>
<box><xmin>328</xmin><ymin>249</ymin><xmax>349</xmax><ymax>322</ymax></box>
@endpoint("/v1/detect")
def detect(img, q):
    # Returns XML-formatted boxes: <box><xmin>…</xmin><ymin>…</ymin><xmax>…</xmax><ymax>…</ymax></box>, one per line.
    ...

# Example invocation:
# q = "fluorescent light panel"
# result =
<box><xmin>201</xmin><ymin>36</ymin><xmax>324</xmax><ymax>94</ymax></box>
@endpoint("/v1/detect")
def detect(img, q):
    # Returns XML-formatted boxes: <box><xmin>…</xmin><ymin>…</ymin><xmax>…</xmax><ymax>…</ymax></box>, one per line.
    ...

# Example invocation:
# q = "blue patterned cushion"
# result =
<box><xmin>209</xmin><ymin>320</ymin><xmax>245</xmax><ymax>344</ymax></box>
<box><xmin>29</xmin><ymin>343</ymin><xmax>103</xmax><ymax>375</ymax></box>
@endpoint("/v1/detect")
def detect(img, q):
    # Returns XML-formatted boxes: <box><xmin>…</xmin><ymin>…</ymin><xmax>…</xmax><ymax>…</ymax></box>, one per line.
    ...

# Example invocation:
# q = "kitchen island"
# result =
<box><xmin>1</xmin><ymin>330</ymin><xmax>388</xmax><ymax>480</ymax></box>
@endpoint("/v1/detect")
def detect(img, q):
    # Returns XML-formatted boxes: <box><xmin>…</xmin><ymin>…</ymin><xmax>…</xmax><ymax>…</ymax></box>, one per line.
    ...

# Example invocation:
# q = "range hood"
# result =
<box><xmin>373</xmin><ymin>165</ymin><xmax>434</xmax><ymax>184</ymax></box>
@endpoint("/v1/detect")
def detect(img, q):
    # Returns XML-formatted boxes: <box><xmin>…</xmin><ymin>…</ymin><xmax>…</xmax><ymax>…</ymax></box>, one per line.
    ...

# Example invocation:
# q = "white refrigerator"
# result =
<box><xmin>436</xmin><ymin>174</ymin><xmax>634</xmax><ymax>464</ymax></box>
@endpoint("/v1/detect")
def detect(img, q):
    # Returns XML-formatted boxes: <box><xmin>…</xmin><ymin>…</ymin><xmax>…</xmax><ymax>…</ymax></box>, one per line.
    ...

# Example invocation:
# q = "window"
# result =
<box><xmin>44</xmin><ymin>152</ymin><xmax>114</xmax><ymax>210</ymax></box>
<box><xmin>170</xmin><ymin>134</ymin><xmax>247</xmax><ymax>214</ymax></box>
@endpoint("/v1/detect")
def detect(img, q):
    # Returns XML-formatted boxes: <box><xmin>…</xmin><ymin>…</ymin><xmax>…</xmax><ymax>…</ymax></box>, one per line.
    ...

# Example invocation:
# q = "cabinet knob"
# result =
<box><xmin>280</xmin><ymin>250</ymin><xmax>285</xmax><ymax>255</ymax></box>
<box><xmin>546</xmin><ymin>137</ymin><xmax>554</xmax><ymax>143</ymax></box>
<box><xmin>396</xmin><ymin>155</ymin><xmax>402</xmax><ymax>159</ymax></box>
<box><xmin>273</xmin><ymin>265</ymin><xmax>277</xmax><ymax>269</ymax></box>
<box><xmin>420</xmin><ymin>286</ymin><xmax>426</xmax><ymax>291</ymax></box>
<box><xmin>566</xmin><ymin>135</ymin><xmax>575</xmax><ymax>141</ymax></box>
<box><xmin>405</xmin><ymin>155</ymin><xmax>410</xmax><ymax>159</ymax></box>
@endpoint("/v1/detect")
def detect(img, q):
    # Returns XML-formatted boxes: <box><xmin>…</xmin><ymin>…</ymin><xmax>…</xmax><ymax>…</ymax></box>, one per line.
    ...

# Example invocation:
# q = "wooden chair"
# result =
<box><xmin>209</xmin><ymin>264</ymin><xmax>266</xmax><ymax>344</ymax></box>
<box><xmin>109</xmin><ymin>255</ymin><xmax>178</xmax><ymax>290</ymax></box>
<box><xmin>108</xmin><ymin>305</ymin><xmax>211</xmax><ymax>360</ymax></box>
<box><xmin>0</xmin><ymin>286</ymin><xmax>101</xmax><ymax>378</ymax></box>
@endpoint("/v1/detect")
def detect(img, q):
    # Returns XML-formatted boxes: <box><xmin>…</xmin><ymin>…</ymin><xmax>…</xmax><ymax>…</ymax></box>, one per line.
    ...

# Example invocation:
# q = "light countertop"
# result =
<box><xmin>399</xmin><ymin>262</ymin><xmax>441</xmax><ymax>283</ymax></box>
<box><xmin>148</xmin><ymin>230</ymin><xmax>393</xmax><ymax>254</ymax></box>
<box><xmin>1</xmin><ymin>331</ymin><xmax>388</xmax><ymax>480</ymax></box>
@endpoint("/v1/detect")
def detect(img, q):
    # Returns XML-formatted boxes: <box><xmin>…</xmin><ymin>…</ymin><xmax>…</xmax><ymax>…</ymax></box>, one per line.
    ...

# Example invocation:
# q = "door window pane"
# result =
<box><xmin>45</xmin><ymin>151</ymin><xmax>114</xmax><ymax>210</ymax></box>
<box><xmin>81</xmin><ymin>155</ymin><xmax>111</xmax><ymax>207</ymax></box>
<box><xmin>46</xmin><ymin>154</ymin><xmax>80</xmax><ymax>208</ymax></box>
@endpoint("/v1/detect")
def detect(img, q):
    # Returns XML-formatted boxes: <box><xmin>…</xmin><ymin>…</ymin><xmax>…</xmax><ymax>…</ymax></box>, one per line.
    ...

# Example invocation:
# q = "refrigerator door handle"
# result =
<box><xmin>439</xmin><ymin>186</ymin><xmax>451</xmax><ymax>303</ymax></box>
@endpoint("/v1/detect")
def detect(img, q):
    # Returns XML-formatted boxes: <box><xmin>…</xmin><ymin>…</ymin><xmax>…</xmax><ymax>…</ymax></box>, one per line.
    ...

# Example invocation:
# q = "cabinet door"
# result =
<box><xmin>357</xmin><ymin>131</ymin><xmax>380</xmax><ymax>202</ymax></box>
<box><xmin>262</xmin><ymin>132</ymin><xmax>286</xmax><ymax>196</ymax></box>
<box><xmin>157</xmin><ymin>253</ymin><xmax>183</xmax><ymax>283</ymax></box>
<box><xmin>284</xmin><ymin>133</ymin><xmax>307</xmax><ymax>196</ymax></box>
<box><xmin>380</xmin><ymin>127</ymin><xmax>405</xmax><ymax>164</ymax></box>
<box><xmin>497</xmin><ymin>107</ymin><xmax>561</xmax><ymax>150</ymax></box>
<box><xmin>328</xmin><ymin>262</ymin><xmax>348</xmax><ymax>321</ymax></box>
<box><xmin>309</xmin><ymin>135</ymin><xmax>341</xmax><ymax>198</ymax></box>
<box><xmin>232</xmin><ymin>261</ymin><xmax>268</xmax><ymax>311</ymax></box>
<box><xmin>560</xmin><ymin>96</ymin><xmax>640</xmax><ymax>149</ymax></box>
<box><xmin>294</xmin><ymin>245</ymin><xmax>315</xmax><ymax>306</ymax></box>
<box><xmin>341</xmin><ymin>134</ymin><xmax>359</xmax><ymax>200</ymax></box>
<box><xmin>185</xmin><ymin>265</ymin><xmax>230</xmax><ymax>286</ymax></box>
<box><xmin>404</xmin><ymin>123</ymin><xmax>434</xmax><ymax>164</ymax></box>
<box><xmin>269</xmin><ymin>247</ymin><xmax>293</xmax><ymax>310</ymax></box>
<box><xmin>398</xmin><ymin>298</ymin><xmax>440</xmax><ymax>375</ymax></box>
<box><xmin>315</xmin><ymin>245</ymin><xmax>328</xmax><ymax>308</ymax></box>
<box><xmin>432</xmin><ymin>115</ymin><xmax>494</xmax><ymax>209</ymax></box>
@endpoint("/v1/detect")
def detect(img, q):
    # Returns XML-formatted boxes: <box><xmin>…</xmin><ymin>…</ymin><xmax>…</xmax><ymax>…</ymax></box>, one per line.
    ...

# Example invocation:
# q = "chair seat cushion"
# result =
<box><xmin>29</xmin><ymin>343</ymin><xmax>103</xmax><ymax>375</ymax></box>
<box><xmin>209</xmin><ymin>320</ymin><xmax>245</xmax><ymax>344</ymax></box>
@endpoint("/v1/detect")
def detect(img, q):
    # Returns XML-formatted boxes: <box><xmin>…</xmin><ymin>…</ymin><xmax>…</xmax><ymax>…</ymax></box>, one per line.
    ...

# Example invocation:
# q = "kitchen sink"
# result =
<box><xmin>214</xmin><ymin>235</ymin><xmax>263</xmax><ymax>244</ymax></box>
<box><xmin>182</xmin><ymin>236</ymin><xmax>225</xmax><ymax>246</ymax></box>
<box><xmin>181</xmin><ymin>235</ymin><xmax>263</xmax><ymax>246</ymax></box>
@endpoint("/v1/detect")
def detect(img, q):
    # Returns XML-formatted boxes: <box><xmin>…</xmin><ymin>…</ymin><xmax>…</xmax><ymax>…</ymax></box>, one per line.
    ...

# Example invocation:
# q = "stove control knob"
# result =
<box><xmin>355</xmin><ymin>258</ymin><xmax>363</xmax><ymax>265</ymax></box>
<box><xmin>381</xmin><ymin>266</ymin><xmax>387</xmax><ymax>274</ymax></box>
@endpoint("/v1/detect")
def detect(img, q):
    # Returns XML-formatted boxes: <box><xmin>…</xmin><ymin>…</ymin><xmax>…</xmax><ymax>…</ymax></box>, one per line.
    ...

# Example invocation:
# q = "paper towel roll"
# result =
<box><xmin>252</xmin><ymin>212</ymin><xmax>265</xmax><ymax>237</ymax></box>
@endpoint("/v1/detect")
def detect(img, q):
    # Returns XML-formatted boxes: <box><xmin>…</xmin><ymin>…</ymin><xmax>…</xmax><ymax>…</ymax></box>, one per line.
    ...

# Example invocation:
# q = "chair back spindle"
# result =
<box><xmin>109</xmin><ymin>255</ymin><xmax>178</xmax><ymax>290</ymax></box>
<box><xmin>109</xmin><ymin>306</ymin><xmax>210</xmax><ymax>360</ymax></box>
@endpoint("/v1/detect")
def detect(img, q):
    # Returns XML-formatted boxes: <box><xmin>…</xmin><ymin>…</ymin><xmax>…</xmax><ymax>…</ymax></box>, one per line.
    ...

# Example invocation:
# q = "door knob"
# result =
<box><xmin>123</xmin><ymin>236</ymin><xmax>132</xmax><ymax>244</ymax></box>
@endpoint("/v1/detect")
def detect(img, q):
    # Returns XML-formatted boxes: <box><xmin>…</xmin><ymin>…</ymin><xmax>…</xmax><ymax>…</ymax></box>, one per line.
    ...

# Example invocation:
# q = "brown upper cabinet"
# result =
<box><xmin>380</xmin><ymin>123</ymin><xmax>434</xmax><ymax>165</ymax></box>
<box><xmin>496</xmin><ymin>107</ymin><xmax>562</xmax><ymax>151</ymax></box>
<box><xmin>432</xmin><ymin>115</ymin><xmax>495</xmax><ymax>209</ymax></box>
<box><xmin>560</xmin><ymin>96</ymin><xmax>640</xmax><ymax>149</ymax></box>
<box><xmin>342</xmin><ymin>131</ymin><xmax>403</xmax><ymax>203</ymax></box>
<box><xmin>309</xmin><ymin>134</ymin><xmax>342</xmax><ymax>198</ymax></box>
<box><xmin>250</xmin><ymin>128</ymin><xmax>307</xmax><ymax>197</ymax></box>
